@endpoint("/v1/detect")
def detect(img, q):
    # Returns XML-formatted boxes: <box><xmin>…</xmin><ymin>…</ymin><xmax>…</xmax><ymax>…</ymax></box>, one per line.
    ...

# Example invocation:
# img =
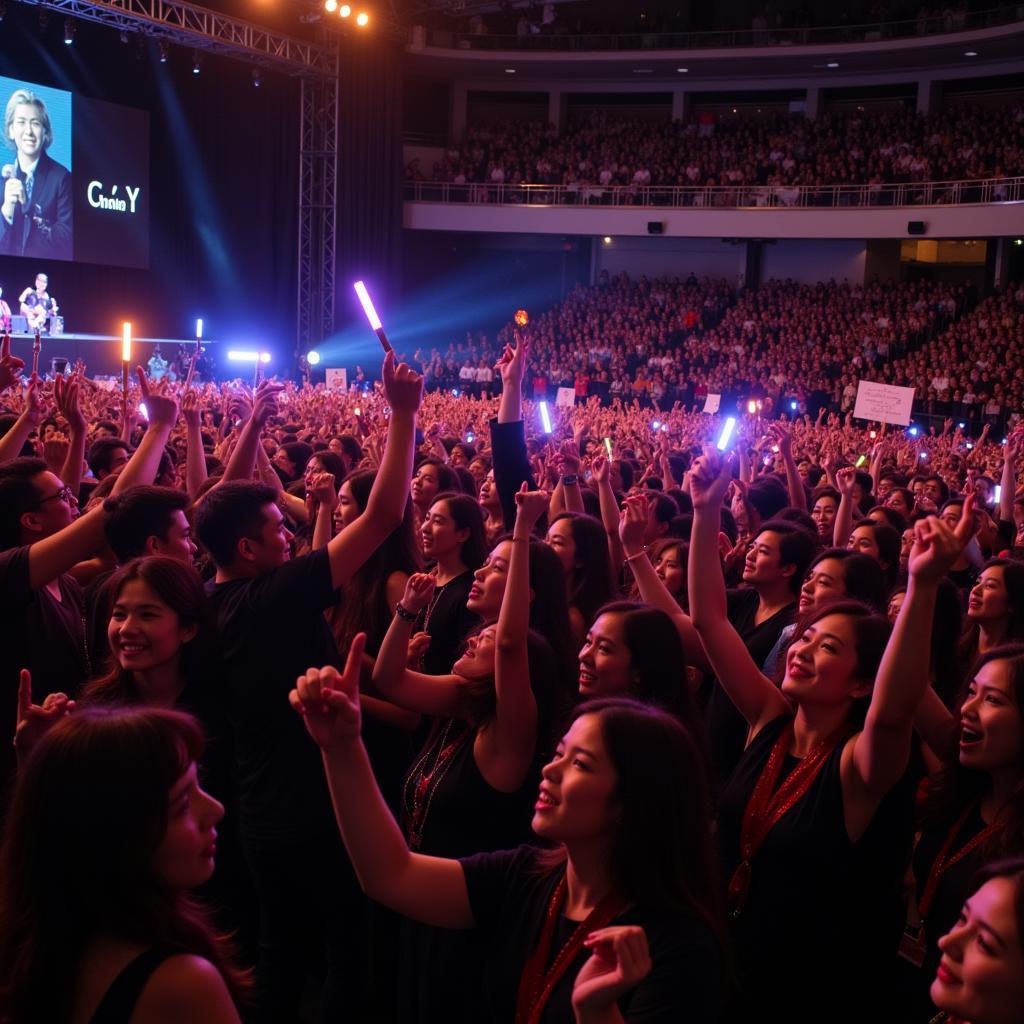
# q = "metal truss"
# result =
<box><xmin>297</xmin><ymin>74</ymin><xmax>338</xmax><ymax>354</ymax></box>
<box><xmin>16</xmin><ymin>0</ymin><xmax>339</xmax><ymax>75</ymax></box>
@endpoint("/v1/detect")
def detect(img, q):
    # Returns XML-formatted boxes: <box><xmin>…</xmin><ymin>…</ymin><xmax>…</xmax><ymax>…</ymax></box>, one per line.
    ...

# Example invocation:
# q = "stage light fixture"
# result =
<box><xmin>158</xmin><ymin>39</ymin><xmax>169</xmax><ymax>63</ymax></box>
<box><xmin>339</xmin><ymin>4</ymin><xmax>352</xmax><ymax>15</ymax></box>
<box><xmin>192</xmin><ymin>51</ymin><xmax>201</xmax><ymax>74</ymax></box>
<box><xmin>260</xmin><ymin>352</ymin><xmax>272</xmax><ymax>364</ymax></box>
<box><xmin>964</xmin><ymin>50</ymin><xmax>978</xmax><ymax>56</ymax></box>
<box><xmin>826</xmin><ymin>61</ymin><xmax>839</xmax><ymax>68</ymax></box>
<box><xmin>306</xmin><ymin>350</ymin><xmax>321</xmax><ymax>366</ymax></box>
<box><xmin>602</xmin><ymin>236</ymin><xmax>612</xmax><ymax>244</ymax></box>
<box><xmin>356</xmin><ymin>10</ymin><xmax>369</xmax><ymax>25</ymax></box>
<box><xmin>227</xmin><ymin>350</ymin><xmax>260</xmax><ymax>362</ymax></box>
<box><xmin>252</xmin><ymin>67</ymin><xmax>261</xmax><ymax>87</ymax></box>
<box><xmin>325</xmin><ymin>0</ymin><xmax>337</xmax><ymax>11</ymax></box>
<box><xmin>63</xmin><ymin>17</ymin><xmax>75</xmax><ymax>43</ymax></box>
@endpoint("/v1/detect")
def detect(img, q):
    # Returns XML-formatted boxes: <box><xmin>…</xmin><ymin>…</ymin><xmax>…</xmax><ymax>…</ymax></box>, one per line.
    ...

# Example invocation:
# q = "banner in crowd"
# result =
<box><xmin>852</xmin><ymin>380</ymin><xmax>916</xmax><ymax>426</ymax></box>
<box><xmin>325</xmin><ymin>368</ymin><xmax>347</xmax><ymax>390</ymax></box>
<box><xmin>555</xmin><ymin>387</ymin><xmax>576</xmax><ymax>409</ymax></box>
<box><xmin>703</xmin><ymin>393</ymin><xmax>721</xmax><ymax>414</ymax></box>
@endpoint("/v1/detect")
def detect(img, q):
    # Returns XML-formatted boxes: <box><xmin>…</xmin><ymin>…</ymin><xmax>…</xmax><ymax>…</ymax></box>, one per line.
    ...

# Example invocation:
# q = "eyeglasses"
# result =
<box><xmin>37</xmin><ymin>485</ymin><xmax>77</xmax><ymax>507</ymax></box>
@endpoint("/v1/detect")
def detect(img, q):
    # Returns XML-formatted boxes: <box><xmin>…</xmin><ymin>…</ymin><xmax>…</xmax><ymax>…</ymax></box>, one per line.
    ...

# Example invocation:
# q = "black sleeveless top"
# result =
<box><xmin>88</xmin><ymin>947</ymin><xmax>179</xmax><ymax>1024</ymax></box>
<box><xmin>716</xmin><ymin>715</ymin><xmax>915</xmax><ymax>1023</ymax></box>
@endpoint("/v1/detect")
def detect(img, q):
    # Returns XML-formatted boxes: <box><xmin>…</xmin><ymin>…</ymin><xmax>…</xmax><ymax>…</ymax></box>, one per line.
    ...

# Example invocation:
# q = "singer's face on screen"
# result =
<box><xmin>8</xmin><ymin>103</ymin><xmax>45</xmax><ymax>163</ymax></box>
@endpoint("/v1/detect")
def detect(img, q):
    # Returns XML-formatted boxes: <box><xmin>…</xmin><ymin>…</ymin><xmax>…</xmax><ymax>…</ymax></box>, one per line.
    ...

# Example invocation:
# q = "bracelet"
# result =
<box><xmin>561</xmin><ymin>474</ymin><xmax>579</xmax><ymax>487</ymax></box>
<box><xmin>624</xmin><ymin>549</ymin><xmax>648</xmax><ymax>563</ymax></box>
<box><xmin>394</xmin><ymin>602</ymin><xmax>418</xmax><ymax>622</ymax></box>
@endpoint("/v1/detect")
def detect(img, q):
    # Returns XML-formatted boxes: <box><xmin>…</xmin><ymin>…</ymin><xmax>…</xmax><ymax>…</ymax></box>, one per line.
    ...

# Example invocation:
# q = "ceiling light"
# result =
<box><xmin>964</xmin><ymin>50</ymin><xmax>978</xmax><ymax>56</ymax></box>
<box><xmin>325</xmin><ymin>0</ymin><xmax>337</xmax><ymax>10</ymax></box>
<box><xmin>252</xmin><ymin>67</ymin><xmax>261</xmax><ymax>88</ymax></box>
<box><xmin>505</xmin><ymin>68</ymin><xmax>516</xmax><ymax>74</ymax></box>
<box><xmin>826</xmin><ymin>61</ymin><xmax>839</xmax><ymax>68</ymax></box>
<box><xmin>676</xmin><ymin>67</ymin><xmax>688</xmax><ymax>73</ymax></box>
<box><xmin>339</xmin><ymin>3</ymin><xmax>351</xmax><ymax>15</ymax></box>
<box><xmin>158</xmin><ymin>39</ymin><xmax>169</xmax><ymax>63</ymax></box>
<box><xmin>356</xmin><ymin>11</ymin><xmax>369</xmax><ymax>26</ymax></box>
<box><xmin>63</xmin><ymin>17</ymin><xmax>75</xmax><ymax>43</ymax></box>
<box><xmin>603</xmin><ymin>236</ymin><xmax>612</xmax><ymax>244</ymax></box>
<box><xmin>192</xmin><ymin>50</ymin><xmax>201</xmax><ymax>74</ymax></box>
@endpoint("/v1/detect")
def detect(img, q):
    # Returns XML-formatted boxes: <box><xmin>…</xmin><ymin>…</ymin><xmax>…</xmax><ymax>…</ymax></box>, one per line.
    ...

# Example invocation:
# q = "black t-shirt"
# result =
<box><xmin>206</xmin><ymin>548</ymin><xmax>341</xmax><ymax>846</ymax></box>
<box><xmin>701</xmin><ymin>587</ymin><xmax>796</xmax><ymax>786</ymax></box>
<box><xmin>417</xmin><ymin>571</ymin><xmax>480</xmax><ymax>676</ymax></box>
<box><xmin>459</xmin><ymin>845</ymin><xmax>721</xmax><ymax>1024</ymax></box>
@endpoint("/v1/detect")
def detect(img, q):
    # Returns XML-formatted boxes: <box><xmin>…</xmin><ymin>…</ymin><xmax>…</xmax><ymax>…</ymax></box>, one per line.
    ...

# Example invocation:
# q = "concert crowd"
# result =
<box><xmin>0</xmin><ymin>276</ymin><xmax>1021</xmax><ymax>1023</ymax></box>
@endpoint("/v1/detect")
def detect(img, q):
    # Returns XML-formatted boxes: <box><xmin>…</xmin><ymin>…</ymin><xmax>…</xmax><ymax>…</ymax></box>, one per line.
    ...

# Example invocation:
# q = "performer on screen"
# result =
<box><xmin>0</xmin><ymin>287</ymin><xmax>10</xmax><ymax>332</ymax></box>
<box><xmin>19</xmin><ymin>272</ymin><xmax>58</xmax><ymax>333</ymax></box>
<box><xmin>0</xmin><ymin>89</ymin><xmax>72</xmax><ymax>260</ymax></box>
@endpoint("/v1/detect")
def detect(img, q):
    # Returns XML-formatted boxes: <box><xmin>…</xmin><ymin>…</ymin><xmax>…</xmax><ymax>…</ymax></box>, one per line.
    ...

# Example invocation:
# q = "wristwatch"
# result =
<box><xmin>562</xmin><ymin>474</ymin><xmax>579</xmax><ymax>487</ymax></box>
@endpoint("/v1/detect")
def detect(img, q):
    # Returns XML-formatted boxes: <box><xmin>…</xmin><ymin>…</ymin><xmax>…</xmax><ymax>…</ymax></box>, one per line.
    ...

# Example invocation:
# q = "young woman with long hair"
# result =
<box><xmin>959</xmin><ymin>558</ymin><xmax>1024</xmax><ymax>666</ymax></box>
<box><xmin>0</xmin><ymin>705</ymin><xmax>248</xmax><ymax>1023</ymax></box>
<box><xmin>411</xmin><ymin>458</ymin><xmax>460</xmax><ymax>526</ymax></box>
<box><xmin>929</xmin><ymin>858</ymin><xmax>1024</xmax><ymax>1024</ymax></box>
<box><xmin>369</xmin><ymin>487</ymin><xmax>574</xmax><ymax>1021</ymax></box>
<box><xmin>688</xmin><ymin>448</ymin><xmax>977</xmax><ymax>1023</ymax></box>
<box><xmin>479</xmin><ymin>469</ymin><xmax>505</xmax><ymax>546</ymax></box>
<box><xmin>899</xmin><ymin>645</ymin><xmax>1024</xmax><ymax>1018</ymax></box>
<box><xmin>292</xmin><ymin>653</ymin><xmax>726</xmax><ymax>1023</ymax></box>
<box><xmin>416</xmin><ymin>492</ymin><xmax>487</xmax><ymax>675</ymax></box>
<box><xmin>545</xmin><ymin>512</ymin><xmax>616</xmax><ymax>643</ymax></box>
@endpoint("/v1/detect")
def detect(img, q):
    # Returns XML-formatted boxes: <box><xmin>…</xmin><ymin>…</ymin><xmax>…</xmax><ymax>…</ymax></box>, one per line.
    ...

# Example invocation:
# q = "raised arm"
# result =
<box><xmin>618</xmin><ymin>494</ymin><xmax>709</xmax><ymax>673</ymax></box>
<box><xmin>0</xmin><ymin>373</ymin><xmax>44</xmax><ymax>465</ymax></box>
<box><xmin>370</xmin><ymin>572</ymin><xmax>463</xmax><ymax>717</ymax></box>
<box><xmin>481</xmin><ymin>487</ymin><xmax>544</xmax><ymax>791</ymax></box>
<box><xmin>999</xmin><ymin>431</ymin><xmax>1019</xmax><ymax>525</ymax></box>
<box><xmin>326</xmin><ymin>354</ymin><xmax>421</xmax><ymax>591</ymax></box>
<box><xmin>291</xmin><ymin>639</ymin><xmax>474</xmax><ymax>928</ymax></box>
<box><xmin>181</xmin><ymin>389</ymin><xmax>208</xmax><ymax>500</ymax></box>
<box><xmin>308</xmin><ymin>471</ymin><xmax>337</xmax><ymax>552</ymax></box>
<box><xmin>53</xmin><ymin>373</ymin><xmax>86</xmax><ymax>498</ymax></box>
<box><xmin>851</xmin><ymin>498</ymin><xmax>977</xmax><ymax>795</ymax></box>
<box><xmin>592</xmin><ymin>456</ymin><xmax>624</xmax><ymax>576</ymax></box>
<box><xmin>687</xmin><ymin>450</ymin><xmax>790</xmax><ymax>733</ymax></box>
<box><xmin>496</xmin><ymin>333</ymin><xmax>525</xmax><ymax>425</ymax></box>
<box><xmin>832</xmin><ymin>466</ymin><xmax>858</xmax><ymax>548</ymax></box>
<box><xmin>220</xmin><ymin>381</ymin><xmax>285</xmax><ymax>485</ymax></box>
<box><xmin>769</xmin><ymin>421</ymin><xmax>807</xmax><ymax>512</ymax></box>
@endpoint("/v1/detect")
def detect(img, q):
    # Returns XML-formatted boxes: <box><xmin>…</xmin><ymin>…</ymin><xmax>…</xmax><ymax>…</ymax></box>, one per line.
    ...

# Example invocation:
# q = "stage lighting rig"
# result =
<box><xmin>192</xmin><ymin>50</ymin><xmax>202</xmax><ymax>74</ymax></box>
<box><xmin>63</xmin><ymin>17</ymin><xmax>75</xmax><ymax>43</ymax></box>
<box><xmin>158</xmin><ymin>39</ymin><xmax>169</xmax><ymax>62</ymax></box>
<box><xmin>252</xmin><ymin>67</ymin><xmax>261</xmax><ymax>87</ymax></box>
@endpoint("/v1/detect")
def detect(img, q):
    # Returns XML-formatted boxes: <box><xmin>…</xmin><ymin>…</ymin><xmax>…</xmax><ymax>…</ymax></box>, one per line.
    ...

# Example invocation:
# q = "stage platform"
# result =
<box><xmin>5</xmin><ymin>333</ymin><xmax>214</xmax><ymax>377</ymax></box>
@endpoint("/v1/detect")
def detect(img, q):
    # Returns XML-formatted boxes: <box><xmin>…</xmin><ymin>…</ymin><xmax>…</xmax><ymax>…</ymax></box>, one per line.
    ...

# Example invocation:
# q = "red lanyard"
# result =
<box><xmin>514</xmin><ymin>872</ymin><xmax>627</xmax><ymax>1024</ymax></box>
<box><xmin>728</xmin><ymin>721</ymin><xmax>848</xmax><ymax>917</ymax></box>
<box><xmin>918</xmin><ymin>801</ymin><xmax>1001</xmax><ymax>921</ymax></box>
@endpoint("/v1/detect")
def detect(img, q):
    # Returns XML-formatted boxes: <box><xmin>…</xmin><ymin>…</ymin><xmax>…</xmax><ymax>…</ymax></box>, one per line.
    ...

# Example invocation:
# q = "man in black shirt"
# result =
<box><xmin>193</xmin><ymin>353</ymin><xmax>423</xmax><ymax>1021</ymax></box>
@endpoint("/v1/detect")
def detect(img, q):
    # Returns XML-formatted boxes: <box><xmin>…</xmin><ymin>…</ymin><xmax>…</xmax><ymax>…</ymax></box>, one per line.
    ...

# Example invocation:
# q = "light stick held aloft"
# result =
<box><xmin>353</xmin><ymin>281</ymin><xmax>393</xmax><ymax>354</ymax></box>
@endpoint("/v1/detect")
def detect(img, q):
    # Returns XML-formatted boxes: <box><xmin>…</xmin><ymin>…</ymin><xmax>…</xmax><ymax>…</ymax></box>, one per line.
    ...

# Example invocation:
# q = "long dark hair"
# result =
<box><xmin>590</xmin><ymin>601</ymin><xmax>701</xmax><ymax>733</ymax></box>
<box><xmin>550</xmin><ymin>512</ymin><xmax>614</xmax><ymax>625</ymax></box>
<box><xmin>0</xmin><ymin>706</ymin><xmax>251</xmax><ymax>1023</ymax></box>
<box><xmin>806</xmin><ymin>548</ymin><xmax>888</xmax><ymax>613</ymax></box>
<box><xmin>431</xmin><ymin>491</ymin><xmax>488</xmax><ymax>573</ymax></box>
<box><xmin>538</xmin><ymin>698</ymin><xmax>726</xmax><ymax>946</ymax></box>
<box><xmin>84</xmin><ymin>557</ymin><xmax>218</xmax><ymax>702</ymax></box>
<box><xmin>923</xmin><ymin>644</ymin><xmax>1024</xmax><ymax>861</ymax></box>
<box><xmin>330</xmin><ymin>470</ymin><xmax>422</xmax><ymax>654</ymax></box>
<box><xmin>959</xmin><ymin>558</ymin><xmax>1024</xmax><ymax>668</ymax></box>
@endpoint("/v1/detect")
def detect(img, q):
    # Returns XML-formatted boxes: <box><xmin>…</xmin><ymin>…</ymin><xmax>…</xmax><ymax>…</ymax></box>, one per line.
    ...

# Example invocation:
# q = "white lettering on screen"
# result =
<box><xmin>87</xmin><ymin>181</ymin><xmax>141</xmax><ymax>213</ymax></box>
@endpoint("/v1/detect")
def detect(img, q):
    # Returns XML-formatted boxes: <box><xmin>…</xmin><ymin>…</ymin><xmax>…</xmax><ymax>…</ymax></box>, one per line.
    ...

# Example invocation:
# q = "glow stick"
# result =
<box><xmin>121</xmin><ymin>323</ymin><xmax>131</xmax><ymax>396</ymax></box>
<box><xmin>539</xmin><ymin>401</ymin><xmax>552</xmax><ymax>434</ymax></box>
<box><xmin>995</xmin><ymin>484</ymin><xmax>1002</xmax><ymax>503</ymax></box>
<box><xmin>856</xmin><ymin>455</ymin><xmax>867</xmax><ymax>467</ymax></box>
<box><xmin>716</xmin><ymin>416</ymin><xmax>736</xmax><ymax>451</ymax></box>
<box><xmin>604</xmin><ymin>437</ymin><xmax>612</xmax><ymax>457</ymax></box>
<box><xmin>186</xmin><ymin>319</ymin><xmax>203</xmax><ymax>389</ymax></box>
<box><xmin>32</xmin><ymin>330</ymin><xmax>41</xmax><ymax>377</ymax></box>
<box><xmin>353</xmin><ymin>281</ymin><xmax>393</xmax><ymax>353</ymax></box>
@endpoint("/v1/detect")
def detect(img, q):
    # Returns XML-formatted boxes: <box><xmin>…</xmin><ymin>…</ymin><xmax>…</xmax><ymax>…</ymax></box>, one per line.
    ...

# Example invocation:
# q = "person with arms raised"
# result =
<box><xmin>193</xmin><ymin>352</ymin><xmax>422</xmax><ymax>1022</ymax></box>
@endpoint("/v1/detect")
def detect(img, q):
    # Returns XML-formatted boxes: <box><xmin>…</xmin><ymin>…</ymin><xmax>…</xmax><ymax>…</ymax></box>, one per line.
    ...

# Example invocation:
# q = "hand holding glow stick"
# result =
<box><xmin>354</xmin><ymin>281</ymin><xmax>393</xmax><ymax>354</ymax></box>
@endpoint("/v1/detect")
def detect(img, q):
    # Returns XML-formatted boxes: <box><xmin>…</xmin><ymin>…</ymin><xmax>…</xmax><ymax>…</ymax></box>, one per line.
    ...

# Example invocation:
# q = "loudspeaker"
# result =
<box><xmin>908</xmin><ymin>221</ymin><xmax>926</xmax><ymax>236</ymax></box>
<box><xmin>647</xmin><ymin>221</ymin><xmax>664</xmax><ymax>235</ymax></box>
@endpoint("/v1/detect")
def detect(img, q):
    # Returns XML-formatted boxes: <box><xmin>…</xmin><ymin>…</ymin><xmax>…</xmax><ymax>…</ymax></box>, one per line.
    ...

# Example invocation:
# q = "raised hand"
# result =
<box><xmin>22</xmin><ymin>373</ymin><xmax>47</xmax><ymax>427</ymax></box>
<box><xmin>767</xmin><ymin>420</ymin><xmax>792</xmax><ymax>456</ymax></box>
<box><xmin>618</xmin><ymin>493</ymin><xmax>649</xmax><ymax>554</ymax></box>
<box><xmin>835</xmin><ymin>465</ymin><xmax>858</xmax><ymax>498</ymax></box>
<box><xmin>406</xmin><ymin>631</ymin><xmax>431</xmax><ymax>666</ymax></box>
<box><xmin>135</xmin><ymin>367</ymin><xmax>179</xmax><ymax>427</ymax></box>
<box><xmin>401</xmin><ymin>571</ymin><xmax>437</xmax><ymax>615</ymax></box>
<box><xmin>251</xmin><ymin>379</ymin><xmax>285</xmax><ymax>426</ymax></box>
<box><xmin>382</xmin><ymin>352</ymin><xmax>424</xmax><ymax>415</ymax></box>
<box><xmin>14</xmin><ymin>669</ymin><xmax>74</xmax><ymax>760</ymax></box>
<box><xmin>513</xmin><ymin>482</ymin><xmax>550</xmax><ymax>532</ymax></box>
<box><xmin>591</xmin><ymin>455</ymin><xmax>610</xmax><ymax>485</ymax></box>
<box><xmin>181</xmin><ymin>388</ymin><xmax>202</xmax><ymax>429</ymax></box>
<box><xmin>908</xmin><ymin>493</ymin><xmax>978</xmax><ymax>584</ymax></box>
<box><xmin>571</xmin><ymin>926</ymin><xmax>653</xmax><ymax>1017</ymax></box>
<box><xmin>689</xmin><ymin>448</ymin><xmax>734</xmax><ymax>509</ymax></box>
<box><xmin>54</xmin><ymin>371</ymin><xmax>86</xmax><ymax>434</ymax></box>
<box><xmin>558</xmin><ymin>438</ymin><xmax>581</xmax><ymax>475</ymax></box>
<box><xmin>308</xmin><ymin>470</ymin><xmax>338</xmax><ymax>509</ymax></box>
<box><xmin>0</xmin><ymin>333</ymin><xmax>25</xmax><ymax>393</ymax></box>
<box><xmin>289</xmin><ymin>634</ymin><xmax>367</xmax><ymax>750</ymax></box>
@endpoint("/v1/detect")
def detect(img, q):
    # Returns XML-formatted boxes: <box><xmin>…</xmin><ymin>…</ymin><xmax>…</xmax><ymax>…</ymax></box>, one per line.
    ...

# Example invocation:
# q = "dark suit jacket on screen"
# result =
<box><xmin>0</xmin><ymin>152</ymin><xmax>72</xmax><ymax>260</ymax></box>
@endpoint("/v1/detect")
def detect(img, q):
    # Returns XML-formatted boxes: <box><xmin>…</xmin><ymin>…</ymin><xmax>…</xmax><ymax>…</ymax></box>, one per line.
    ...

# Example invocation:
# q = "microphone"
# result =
<box><xmin>1</xmin><ymin>165</ymin><xmax>26</xmax><ymax>209</ymax></box>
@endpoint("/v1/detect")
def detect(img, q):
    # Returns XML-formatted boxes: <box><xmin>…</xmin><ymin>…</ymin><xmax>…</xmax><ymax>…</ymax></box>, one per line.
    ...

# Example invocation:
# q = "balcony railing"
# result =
<box><xmin>404</xmin><ymin>176</ymin><xmax>1024</xmax><ymax>209</ymax></box>
<box><xmin>412</xmin><ymin>6</ymin><xmax>1021</xmax><ymax>52</ymax></box>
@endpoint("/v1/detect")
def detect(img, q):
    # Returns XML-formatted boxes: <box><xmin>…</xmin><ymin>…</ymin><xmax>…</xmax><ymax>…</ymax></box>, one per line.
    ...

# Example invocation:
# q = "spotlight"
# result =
<box><xmin>603</xmin><ymin>236</ymin><xmax>612</xmax><ymax>245</ymax></box>
<box><xmin>227</xmin><ymin>350</ymin><xmax>260</xmax><ymax>362</ymax></box>
<box><xmin>339</xmin><ymin>4</ymin><xmax>352</xmax><ymax>15</ymax></box>
<box><xmin>356</xmin><ymin>10</ymin><xmax>369</xmax><ymax>25</ymax></box>
<box><xmin>252</xmin><ymin>67</ymin><xmax>261</xmax><ymax>88</ymax></box>
<box><xmin>192</xmin><ymin>50</ymin><xmax>201</xmax><ymax>74</ymax></box>
<box><xmin>325</xmin><ymin>0</ymin><xmax>337</xmax><ymax>10</ymax></box>
<box><xmin>158</xmin><ymin>39</ymin><xmax>169</xmax><ymax>63</ymax></box>
<box><xmin>63</xmin><ymin>17</ymin><xmax>75</xmax><ymax>43</ymax></box>
<box><xmin>259</xmin><ymin>352</ymin><xmax>271</xmax><ymax>364</ymax></box>
<box><xmin>306</xmin><ymin>350</ymin><xmax>321</xmax><ymax>366</ymax></box>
